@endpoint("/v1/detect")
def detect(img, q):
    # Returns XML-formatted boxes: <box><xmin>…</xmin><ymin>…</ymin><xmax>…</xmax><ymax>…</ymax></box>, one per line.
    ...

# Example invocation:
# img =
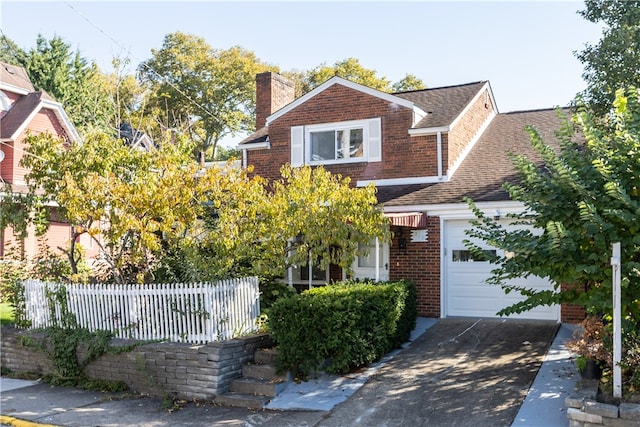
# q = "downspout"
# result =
<box><xmin>242</xmin><ymin>148</ymin><xmax>248</xmax><ymax>169</ymax></box>
<box><xmin>437</xmin><ymin>131</ymin><xmax>443</xmax><ymax>180</ymax></box>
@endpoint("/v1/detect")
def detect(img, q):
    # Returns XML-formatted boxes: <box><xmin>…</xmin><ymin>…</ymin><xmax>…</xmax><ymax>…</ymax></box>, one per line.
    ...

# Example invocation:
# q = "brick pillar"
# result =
<box><xmin>255</xmin><ymin>72</ymin><xmax>295</xmax><ymax>129</ymax></box>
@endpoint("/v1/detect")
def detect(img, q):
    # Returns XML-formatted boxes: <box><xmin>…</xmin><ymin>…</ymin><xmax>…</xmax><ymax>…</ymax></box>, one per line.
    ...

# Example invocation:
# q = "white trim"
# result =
<box><xmin>447</xmin><ymin>110</ymin><xmax>496</xmax><ymax>179</ymax></box>
<box><xmin>266</xmin><ymin>76</ymin><xmax>425</xmax><ymax>125</ymax></box>
<box><xmin>357</xmin><ymin>175</ymin><xmax>448</xmax><ymax>187</ymax></box>
<box><xmin>0</xmin><ymin>82</ymin><xmax>30</xmax><ymax>96</ymax></box>
<box><xmin>383</xmin><ymin>200</ymin><xmax>527</xmax><ymax>218</ymax></box>
<box><xmin>238</xmin><ymin>140</ymin><xmax>270</xmax><ymax>151</ymax></box>
<box><xmin>408</xmin><ymin>126</ymin><xmax>450</xmax><ymax>136</ymax></box>
<box><xmin>8</xmin><ymin>99</ymin><xmax>80</xmax><ymax>143</ymax></box>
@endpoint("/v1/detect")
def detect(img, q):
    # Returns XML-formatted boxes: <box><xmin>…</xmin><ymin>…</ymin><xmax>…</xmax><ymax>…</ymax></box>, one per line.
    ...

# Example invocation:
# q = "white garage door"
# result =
<box><xmin>444</xmin><ymin>219</ymin><xmax>559</xmax><ymax>321</ymax></box>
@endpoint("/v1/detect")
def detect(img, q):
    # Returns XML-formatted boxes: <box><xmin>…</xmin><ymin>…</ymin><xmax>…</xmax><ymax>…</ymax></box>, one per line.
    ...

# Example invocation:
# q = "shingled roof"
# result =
<box><xmin>395</xmin><ymin>81</ymin><xmax>488</xmax><ymax>129</ymax></box>
<box><xmin>381</xmin><ymin>108</ymin><xmax>572</xmax><ymax>207</ymax></box>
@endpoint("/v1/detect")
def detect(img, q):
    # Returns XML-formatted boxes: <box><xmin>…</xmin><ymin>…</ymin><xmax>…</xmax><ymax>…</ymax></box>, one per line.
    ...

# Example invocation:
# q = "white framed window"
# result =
<box><xmin>291</xmin><ymin>118</ymin><xmax>381</xmax><ymax>166</ymax></box>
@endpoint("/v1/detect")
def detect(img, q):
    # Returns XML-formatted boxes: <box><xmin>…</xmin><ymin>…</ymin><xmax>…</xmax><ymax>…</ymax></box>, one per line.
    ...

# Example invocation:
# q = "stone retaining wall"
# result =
<box><xmin>566</xmin><ymin>379</ymin><xmax>640</xmax><ymax>427</ymax></box>
<box><xmin>1</xmin><ymin>326</ymin><xmax>273</xmax><ymax>400</ymax></box>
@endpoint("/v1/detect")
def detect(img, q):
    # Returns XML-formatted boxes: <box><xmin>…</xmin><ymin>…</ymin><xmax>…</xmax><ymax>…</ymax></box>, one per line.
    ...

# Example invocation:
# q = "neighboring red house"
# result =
<box><xmin>240</xmin><ymin>71</ymin><xmax>582</xmax><ymax>323</ymax></box>
<box><xmin>0</xmin><ymin>61</ymin><xmax>89</xmax><ymax>261</ymax></box>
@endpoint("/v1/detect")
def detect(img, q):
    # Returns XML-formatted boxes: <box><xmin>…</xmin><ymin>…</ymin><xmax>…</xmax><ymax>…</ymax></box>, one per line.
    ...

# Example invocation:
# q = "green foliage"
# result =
<box><xmin>169</xmin><ymin>164</ymin><xmax>389</xmax><ymax>282</ymax></box>
<box><xmin>258</xmin><ymin>278</ymin><xmax>297</xmax><ymax>314</ymax></box>
<box><xmin>392</xmin><ymin>74</ymin><xmax>427</xmax><ymax>92</ymax></box>
<box><xmin>139</xmin><ymin>31</ymin><xmax>278</xmax><ymax>159</ymax></box>
<box><xmin>20</xmin><ymin>34</ymin><xmax>113</xmax><ymax>132</ymax></box>
<box><xmin>268</xmin><ymin>280</ymin><xmax>417</xmax><ymax>376</ymax></box>
<box><xmin>465</xmin><ymin>88</ymin><xmax>640</xmax><ymax>320</ymax></box>
<box><xmin>0</xmin><ymin>302</ymin><xmax>14</xmax><ymax>325</ymax></box>
<box><xmin>284</xmin><ymin>58</ymin><xmax>425</xmax><ymax>97</ymax></box>
<box><xmin>20</xmin><ymin>131</ymin><xmax>211</xmax><ymax>283</ymax></box>
<box><xmin>576</xmin><ymin>0</ymin><xmax>640</xmax><ymax>115</ymax></box>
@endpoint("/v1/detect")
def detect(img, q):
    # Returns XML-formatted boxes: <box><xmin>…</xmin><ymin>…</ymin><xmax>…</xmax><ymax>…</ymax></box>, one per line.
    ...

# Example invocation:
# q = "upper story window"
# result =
<box><xmin>310</xmin><ymin>125</ymin><xmax>363</xmax><ymax>163</ymax></box>
<box><xmin>291</xmin><ymin>118</ymin><xmax>381</xmax><ymax>167</ymax></box>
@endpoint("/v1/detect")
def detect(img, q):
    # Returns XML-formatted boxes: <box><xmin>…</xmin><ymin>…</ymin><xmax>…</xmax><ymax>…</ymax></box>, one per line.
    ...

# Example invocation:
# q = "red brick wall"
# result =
<box><xmin>247</xmin><ymin>84</ymin><xmax>440</xmax><ymax>183</ymax></box>
<box><xmin>448</xmin><ymin>88</ymin><xmax>494</xmax><ymax>172</ymax></box>
<box><xmin>389</xmin><ymin>218</ymin><xmax>441</xmax><ymax>318</ymax></box>
<box><xmin>560</xmin><ymin>283</ymin><xmax>586</xmax><ymax>323</ymax></box>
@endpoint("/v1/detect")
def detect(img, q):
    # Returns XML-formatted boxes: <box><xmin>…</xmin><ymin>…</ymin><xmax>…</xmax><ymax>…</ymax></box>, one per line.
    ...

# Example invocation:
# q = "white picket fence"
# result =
<box><xmin>21</xmin><ymin>278</ymin><xmax>261</xmax><ymax>344</ymax></box>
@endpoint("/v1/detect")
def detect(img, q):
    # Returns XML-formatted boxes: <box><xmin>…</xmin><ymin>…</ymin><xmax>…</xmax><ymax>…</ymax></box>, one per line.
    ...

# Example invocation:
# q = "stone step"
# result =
<box><xmin>214</xmin><ymin>392</ymin><xmax>270</xmax><ymax>410</ymax></box>
<box><xmin>242</xmin><ymin>362</ymin><xmax>285</xmax><ymax>381</ymax></box>
<box><xmin>230</xmin><ymin>377</ymin><xmax>288</xmax><ymax>397</ymax></box>
<box><xmin>254</xmin><ymin>347</ymin><xmax>279</xmax><ymax>365</ymax></box>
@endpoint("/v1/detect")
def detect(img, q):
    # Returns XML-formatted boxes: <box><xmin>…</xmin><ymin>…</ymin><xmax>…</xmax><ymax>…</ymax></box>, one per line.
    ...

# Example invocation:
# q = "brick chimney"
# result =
<box><xmin>255</xmin><ymin>72</ymin><xmax>295</xmax><ymax>129</ymax></box>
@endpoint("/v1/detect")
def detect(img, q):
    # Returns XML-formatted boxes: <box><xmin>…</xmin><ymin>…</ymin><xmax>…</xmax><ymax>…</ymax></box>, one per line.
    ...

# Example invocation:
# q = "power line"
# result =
<box><xmin>62</xmin><ymin>1</ymin><xmax>219</xmax><ymax>122</ymax></box>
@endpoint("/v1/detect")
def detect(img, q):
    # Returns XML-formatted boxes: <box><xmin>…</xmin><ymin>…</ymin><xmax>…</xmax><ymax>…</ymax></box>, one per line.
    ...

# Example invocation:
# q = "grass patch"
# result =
<box><xmin>0</xmin><ymin>302</ymin><xmax>15</xmax><ymax>325</ymax></box>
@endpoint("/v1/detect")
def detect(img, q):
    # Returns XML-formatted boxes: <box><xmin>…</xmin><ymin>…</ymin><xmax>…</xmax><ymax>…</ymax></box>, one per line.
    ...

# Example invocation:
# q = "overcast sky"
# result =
<box><xmin>2</xmin><ymin>1</ymin><xmax>603</xmax><ymax>144</ymax></box>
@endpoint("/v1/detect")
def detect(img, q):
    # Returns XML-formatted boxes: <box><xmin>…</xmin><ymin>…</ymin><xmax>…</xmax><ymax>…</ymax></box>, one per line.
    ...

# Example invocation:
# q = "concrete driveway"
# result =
<box><xmin>317</xmin><ymin>318</ymin><xmax>559</xmax><ymax>427</ymax></box>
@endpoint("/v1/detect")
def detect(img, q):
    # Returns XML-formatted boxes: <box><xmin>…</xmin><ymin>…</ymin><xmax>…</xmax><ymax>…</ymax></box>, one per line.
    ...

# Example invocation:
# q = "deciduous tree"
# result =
<box><xmin>576</xmin><ymin>0</ymin><xmax>640</xmax><ymax>115</ymax></box>
<box><xmin>138</xmin><ymin>32</ymin><xmax>277</xmax><ymax>161</ymax></box>
<box><xmin>465</xmin><ymin>88</ymin><xmax>640</xmax><ymax>321</ymax></box>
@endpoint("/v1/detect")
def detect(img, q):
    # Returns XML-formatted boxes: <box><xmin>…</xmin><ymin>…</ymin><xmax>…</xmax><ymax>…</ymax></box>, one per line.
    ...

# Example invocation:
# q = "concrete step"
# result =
<box><xmin>214</xmin><ymin>392</ymin><xmax>270</xmax><ymax>410</ymax></box>
<box><xmin>230</xmin><ymin>377</ymin><xmax>288</xmax><ymax>397</ymax></box>
<box><xmin>242</xmin><ymin>362</ymin><xmax>285</xmax><ymax>381</ymax></box>
<box><xmin>254</xmin><ymin>347</ymin><xmax>279</xmax><ymax>365</ymax></box>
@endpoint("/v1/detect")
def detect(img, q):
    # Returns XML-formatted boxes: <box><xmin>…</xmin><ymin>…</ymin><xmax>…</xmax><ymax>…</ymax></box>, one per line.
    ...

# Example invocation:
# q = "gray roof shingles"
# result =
<box><xmin>382</xmin><ymin>108</ymin><xmax>572</xmax><ymax>207</ymax></box>
<box><xmin>394</xmin><ymin>81</ymin><xmax>487</xmax><ymax>129</ymax></box>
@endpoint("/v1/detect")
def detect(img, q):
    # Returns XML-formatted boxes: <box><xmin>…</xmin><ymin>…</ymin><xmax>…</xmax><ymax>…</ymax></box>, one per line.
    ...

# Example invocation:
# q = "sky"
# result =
<box><xmin>1</xmin><ymin>1</ymin><xmax>603</xmax><ymax>146</ymax></box>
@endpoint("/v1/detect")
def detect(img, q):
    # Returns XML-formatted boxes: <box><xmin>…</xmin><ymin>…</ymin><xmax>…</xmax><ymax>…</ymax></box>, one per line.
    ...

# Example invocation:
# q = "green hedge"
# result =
<box><xmin>268</xmin><ymin>279</ymin><xmax>417</xmax><ymax>376</ymax></box>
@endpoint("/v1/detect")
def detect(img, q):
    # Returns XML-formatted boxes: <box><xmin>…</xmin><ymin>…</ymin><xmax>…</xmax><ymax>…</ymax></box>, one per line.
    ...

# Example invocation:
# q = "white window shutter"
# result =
<box><xmin>291</xmin><ymin>126</ymin><xmax>304</xmax><ymax>167</ymax></box>
<box><xmin>368</xmin><ymin>118</ymin><xmax>382</xmax><ymax>162</ymax></box>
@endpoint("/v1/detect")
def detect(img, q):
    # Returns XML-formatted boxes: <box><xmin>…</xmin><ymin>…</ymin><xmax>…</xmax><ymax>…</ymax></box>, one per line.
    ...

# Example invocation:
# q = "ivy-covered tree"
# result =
<box><xmin>465</xmin><ymin>88</ymin><xmax>640</xmax><ymax>321</ymax></box>
<box><xmin>138</xmin><ymin>32</ymin><xmax>278</xmax><ymax>161</ymax></box>
<box><xmin>576</xmin><ymin>0</ymin><xmax>640</xmax><ymax>115</ymax></box>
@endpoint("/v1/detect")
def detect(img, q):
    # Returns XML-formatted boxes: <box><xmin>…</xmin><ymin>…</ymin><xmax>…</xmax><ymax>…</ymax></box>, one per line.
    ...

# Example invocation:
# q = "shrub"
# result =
<box><xmin>268</xmin><ymin>280</ymin><xmax>417</xmax><ymax>376</ymax></box>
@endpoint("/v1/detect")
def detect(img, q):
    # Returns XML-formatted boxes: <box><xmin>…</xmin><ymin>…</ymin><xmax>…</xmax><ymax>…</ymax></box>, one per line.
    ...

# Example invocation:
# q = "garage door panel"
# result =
<box><xmin>445</xmin><ymin>219</ymin><xmax>559</xmax><ymax>321</ymax></box>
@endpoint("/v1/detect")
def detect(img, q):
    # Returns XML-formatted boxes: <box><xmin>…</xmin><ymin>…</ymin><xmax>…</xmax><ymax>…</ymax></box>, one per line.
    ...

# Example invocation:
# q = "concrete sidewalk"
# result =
<box><xmin>1</xmin><ymin>319</ymin><xmax>580</xmax><ymax>427</ymax></box>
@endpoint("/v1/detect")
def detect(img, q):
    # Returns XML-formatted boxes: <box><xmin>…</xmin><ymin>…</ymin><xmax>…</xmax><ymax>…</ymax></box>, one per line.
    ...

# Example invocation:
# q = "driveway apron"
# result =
<box><xmin>317</xmin><ymin>318</ymin><xmax>559</xmax><ymax>427</ymax></box>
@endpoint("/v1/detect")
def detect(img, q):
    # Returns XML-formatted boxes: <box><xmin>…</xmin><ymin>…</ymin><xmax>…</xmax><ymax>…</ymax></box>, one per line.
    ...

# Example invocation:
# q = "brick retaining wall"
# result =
<box><xmin>1</xmin><ymin>326</ymin><xmax>273</xmax><ymax>400</ymax></box>
<box><xmin>565</xmin><ymin>379</ymin><xmax>640</xmax><ymax>427</ymax></box>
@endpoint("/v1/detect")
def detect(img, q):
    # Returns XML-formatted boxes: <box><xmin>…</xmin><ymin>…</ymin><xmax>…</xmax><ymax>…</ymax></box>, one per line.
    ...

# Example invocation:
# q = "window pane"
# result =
<box><xmin>310</xmin><ymin>131</ymin><xmax>335</xmax><ymax>161</ymax></box>
<box><xmin>358</xmin><ymin>241</ymin><xmax>382</xmax><ymax>267</ymax></box>
<box><xmin>452</xmin><ymin>249</ymin><xmax>496</xmax><ymax>262</ymax></box>
<box><xmin>336</xmin><ymin>128</ymin><xmax>364</xmax><ymax>159</ymax></box>
<box><xmin>300</xmin><ymin>263</ymin><xmax>326</xmax><ymax>281</ymax></box>
<box><xmin>349</xmin><ymin>128</ymin><xmax>363</xmax><ymax>158</ymax></box>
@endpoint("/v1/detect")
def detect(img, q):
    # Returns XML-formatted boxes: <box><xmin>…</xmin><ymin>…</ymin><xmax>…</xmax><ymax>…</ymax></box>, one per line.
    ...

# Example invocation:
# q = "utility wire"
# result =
<box><xmin>63</xmin><ymin>1</ymin><xmax>219</xmax><ymax>122</ymax></box>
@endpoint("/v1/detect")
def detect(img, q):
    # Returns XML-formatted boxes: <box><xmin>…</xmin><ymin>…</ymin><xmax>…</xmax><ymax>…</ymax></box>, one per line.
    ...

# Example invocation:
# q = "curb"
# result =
<box><xmin>0</xmin><ymin>415</ymin><xmax>60</xmax><ymax>427</ymax></box>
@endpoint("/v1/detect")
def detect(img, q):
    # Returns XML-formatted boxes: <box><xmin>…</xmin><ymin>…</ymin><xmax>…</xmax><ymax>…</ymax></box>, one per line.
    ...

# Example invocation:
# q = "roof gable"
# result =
<box><xmin>266</xmin><ymin>76</ymin><xmax>426</xmax><ymax>125</ymax></box>
<box><xmin>0</xmin><ymin>62</ymin><xmax>79</xmax><ymax>143</ymax></box>
<box><xmin>396</xmin><ymin>81</ymin><xmax>495</xmax><ymax>132</ymax></box>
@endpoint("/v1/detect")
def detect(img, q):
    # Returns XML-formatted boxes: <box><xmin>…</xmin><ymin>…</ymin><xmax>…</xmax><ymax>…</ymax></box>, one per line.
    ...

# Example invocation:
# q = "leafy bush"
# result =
<box><xmin>268</xmin><ymin>280</ymin><xmax>417</xmax><ymax>376</ymax></box>
<box><xmin>259</xmin><ymin>277</ymin><xmax>297</xmax><ymax>314</ymax></box>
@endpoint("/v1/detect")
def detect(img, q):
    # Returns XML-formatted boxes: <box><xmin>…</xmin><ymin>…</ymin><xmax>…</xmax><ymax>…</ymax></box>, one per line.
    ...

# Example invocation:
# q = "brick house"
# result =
<box><xmin>0</xmin><ymin>61</ymin><xmax>90</xmax><ymax>261</ymax></box>
<box><xmin>239</xmin><ymin>72</ymin><xmax>581</xmax><ymax>323</ymax></box>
